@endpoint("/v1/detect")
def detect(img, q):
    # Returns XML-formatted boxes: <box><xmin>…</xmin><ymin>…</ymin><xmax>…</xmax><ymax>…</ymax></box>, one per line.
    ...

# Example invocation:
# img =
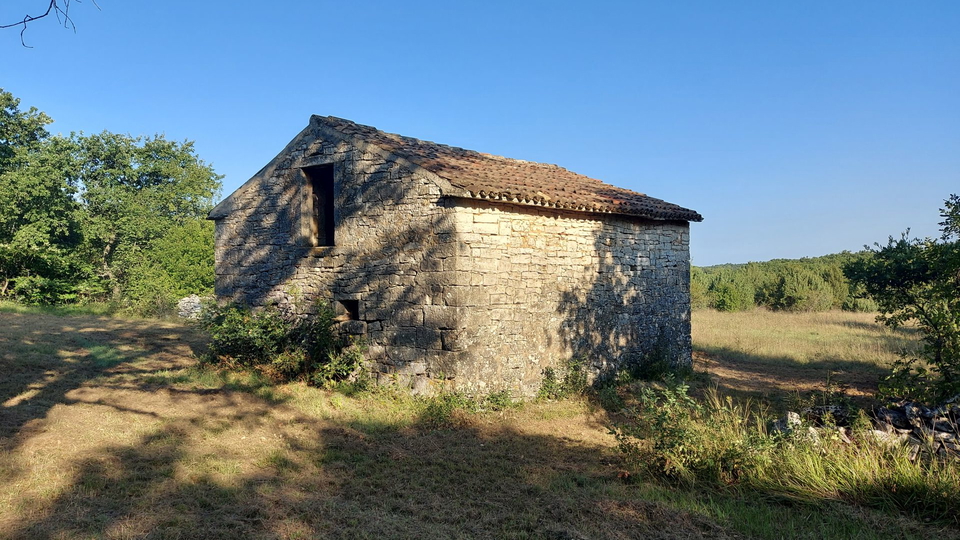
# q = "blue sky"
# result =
<box><xmin>4</xmin><ymin>1</ymin><xmax>958</xmax><ymax>266</ymax></box>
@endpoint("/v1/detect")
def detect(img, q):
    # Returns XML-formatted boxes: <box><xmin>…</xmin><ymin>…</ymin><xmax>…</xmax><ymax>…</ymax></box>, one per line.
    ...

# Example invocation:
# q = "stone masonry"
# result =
<box><xmin>209</xmin><ymin>116</ymin><xmax>702</xmax><ymax>397</ymax></box>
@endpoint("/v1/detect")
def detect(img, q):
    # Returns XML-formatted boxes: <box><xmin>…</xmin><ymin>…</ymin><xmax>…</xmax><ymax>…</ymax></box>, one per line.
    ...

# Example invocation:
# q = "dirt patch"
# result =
<box><xmin>696</xmin><ymin>350</ymin><xmax>880</xmax><ymax>405</ymax></box>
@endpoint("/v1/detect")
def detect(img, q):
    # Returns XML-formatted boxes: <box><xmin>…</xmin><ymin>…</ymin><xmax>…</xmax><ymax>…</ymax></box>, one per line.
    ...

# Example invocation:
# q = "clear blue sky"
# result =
<box><xmin>4</xmin><ymin>1</ymin><xmax>958</xmax><ymax>266</ymax></box>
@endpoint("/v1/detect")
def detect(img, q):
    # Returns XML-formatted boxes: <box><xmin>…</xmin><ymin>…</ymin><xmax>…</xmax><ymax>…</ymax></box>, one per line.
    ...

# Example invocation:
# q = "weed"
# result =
<box><xmin>615</xmin><ymin>382</ymin><xmax>960</xmax><ymax>525</ymax></box>
<box><xmin>418</xmin><ymin>392</ymin><xmax>476</xmax><ymax>428</ymax></box>
<box><xmin>483</xmin><ymin>390</ymin><xmax>515</xmax><ymax>411</ymax></box>
<box><xmin>596</xmin><ymin>384</ymin><xmax>624</xmax><ymax>412</ymax></box>
<box><xmin>538</xmin><ymin>357</ymin><xmax>588</xmax><ymax>400</ymax></box>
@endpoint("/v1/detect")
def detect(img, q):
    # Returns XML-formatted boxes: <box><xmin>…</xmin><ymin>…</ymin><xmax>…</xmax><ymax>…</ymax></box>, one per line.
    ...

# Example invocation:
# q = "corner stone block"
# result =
<box><xmin>423</xmin><ymin>305</ymin><xmax>463</xmax><ymax>330</ymax></box>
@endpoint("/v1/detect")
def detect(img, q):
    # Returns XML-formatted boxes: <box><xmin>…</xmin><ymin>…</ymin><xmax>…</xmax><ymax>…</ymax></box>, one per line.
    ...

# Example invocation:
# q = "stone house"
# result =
<box><xmin>209</xmin><ymin>116</ymin><xmax>703</xmax><ymax>396</ymax></box>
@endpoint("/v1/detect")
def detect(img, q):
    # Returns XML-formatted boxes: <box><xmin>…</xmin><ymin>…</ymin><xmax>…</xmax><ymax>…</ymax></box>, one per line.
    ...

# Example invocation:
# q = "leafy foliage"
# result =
<box><xmin>614</xmin><ymin>383</ymin><xmax>960</xmax><ymax>525</ymax></box>
<box><xmin>693</xmin><ymin>251</ymin><xmax>874</xmax><ymax>313</ymax></box>
<box><xmin>616</xmin><ymin>381</ymin><xmax>772</xmax><ymax>484</ymax></box>
<box><xmin>199</xmin><ymin>301</ymin><xmax>366</xmax><ymax>387</ymax></box>
<box><xmin>844</xmin><ymin>195</ymin><xmax>960</xmax><ymax>402</ymax></box>
<box><xmin>538</xmin><ymin>357</ymin><xmax>588</xmax><ymax>400</ymax></box>
<box><xmin>0</xmin><ymin>88</ymin><xmax>221</xmax><ymax>312</ymax></box>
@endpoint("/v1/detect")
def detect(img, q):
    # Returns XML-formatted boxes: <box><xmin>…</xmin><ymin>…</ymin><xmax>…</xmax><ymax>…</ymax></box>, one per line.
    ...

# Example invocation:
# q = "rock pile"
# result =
<box><xmin>770</xmin><ymin>397</ymin><xmax>960</xmax><ymax>461</ymax></box>
<box><xmin>177</xmin><ymin>295</ymin><xmax>206</xmax><ymax>320</ymax></box>
<box><xmin>872</xmin><ymin>396</ymin><xmax>960</xmax><ymax>461</ymax></box>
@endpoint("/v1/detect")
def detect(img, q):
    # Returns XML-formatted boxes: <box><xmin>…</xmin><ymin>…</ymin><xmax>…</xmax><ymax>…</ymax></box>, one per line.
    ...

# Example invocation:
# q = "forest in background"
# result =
<box><xmin>0</xmin><ymin>88</ymin><xmax>944</xmax><ymax>326</ymax></box>
<box><xmin>692</xmin><ymin>251</ymin><xmax>877</xmax><ymax>313</ymax></box>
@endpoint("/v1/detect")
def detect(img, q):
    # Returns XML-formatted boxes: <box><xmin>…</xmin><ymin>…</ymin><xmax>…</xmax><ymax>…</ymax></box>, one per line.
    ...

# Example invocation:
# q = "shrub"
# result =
<box><xmin>538</xmin><ymin>357</ymin><xmax>588</xmax><ymax>400</ymax></box>
<box><xmin>841</xmin><ymin>296</ymin><xmax>878</xmax><ymax>313</ymax></box>
<box><xmin>418</xmin><ymin>392</ymin><xmax>476</xmax><ymax>428</ymax></box>
<box><xmin>710</xmin><ymin>273</ymin><xmax>754</xmax><ymax>312</ymax></box>
<box><xmin>615</xmin><ymin>381</ymin><xmax>773</xmax><ymax>484</ymax></box>
<box><xmin>614</xmin><ymin>384</ymin><xmax>960</xmax><ymax>524</ymax></box>
<box><xmin>770</xmin><ymin>270</ymin><xmax>834</xmax><ymax>312</ymax></box>
<box><xmin>845</xmin><ymin>194</ymin><xmax>960</xmax><ymax>402</ymax></box>
<box><xmin>199</xmin><ymin>301</ymin><xmax>364</xmax><ymax>386</ymax></box>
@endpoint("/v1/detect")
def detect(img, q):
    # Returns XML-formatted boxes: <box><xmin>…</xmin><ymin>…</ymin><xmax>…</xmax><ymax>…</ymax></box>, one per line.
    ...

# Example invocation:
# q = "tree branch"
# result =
<box><xmin>1</xmin><ymin>0</ymin><xmax>87</xmax><ymax>48</ymax></box>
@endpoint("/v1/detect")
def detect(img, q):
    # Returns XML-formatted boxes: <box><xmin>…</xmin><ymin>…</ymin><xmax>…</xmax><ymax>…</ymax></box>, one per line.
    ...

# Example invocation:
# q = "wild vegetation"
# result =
<box><xmin>2</xmin><ymin>304</ymin><xmax>958</xmax><ymax>539</ymax></box>
<box><xmin>845</xmin><ymin>194</ymin><xmax>960</xmax><ymax>402</ymax></box>
<box><xmin>0</xmin><ymin>89</ymin><xmax>220</xmax><ymax>315</ymax></box>
<box><xmin>3</xmin><ymin>88</ymin><xmax>959</xmax><ymax>537</ymax></box>
<box><xmin>692</xmin><ymin>251</ymin><xmax>876</xmax><ymax>313</ymax></box>
<box><xmin>199</xmin><ymin>301</ymin><xmax>366</xmax><ymax>387</ymax></box>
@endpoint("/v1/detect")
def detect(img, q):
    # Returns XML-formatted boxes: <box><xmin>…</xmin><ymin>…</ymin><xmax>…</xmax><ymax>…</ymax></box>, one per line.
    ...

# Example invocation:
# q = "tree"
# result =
<box><xmin>845</xmin><ymin>195</ymin><xmax>960</xmax><ymax>402</ymax></box>
<box><xmin>0</xmin><ymin>89</ymin><xmax>84</xmax><ymax>302</ymax></box>
<box><xmin>72</xmin><ymin>131</ymin><xmax>222</xmax><ymax>301</ymax></box>
<box><xmin>0</xmin><ymin>88</ymin><xmax>222</xmax><ymax>309</ymax></box>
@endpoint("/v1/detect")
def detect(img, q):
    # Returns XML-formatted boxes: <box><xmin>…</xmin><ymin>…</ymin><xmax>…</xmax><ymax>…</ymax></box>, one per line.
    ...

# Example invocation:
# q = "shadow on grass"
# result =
<box><xmin>693</xmin><ymin>344</ymin><xmax>891</xmax><ymax>407</ymax></box>
<box><xmin>827</xmin><ymin>318</ymin><xmax>922</xmax><ymax>339</ymax></box>
<box><xmin>0</xmin><ymin>311</ymin><xmax>206</xmax><ymax>441</ymax></box>
<box><xmin>4</xmin><ymin>403</ymin><xmax>742</xmax><ymax>539</ymax></box>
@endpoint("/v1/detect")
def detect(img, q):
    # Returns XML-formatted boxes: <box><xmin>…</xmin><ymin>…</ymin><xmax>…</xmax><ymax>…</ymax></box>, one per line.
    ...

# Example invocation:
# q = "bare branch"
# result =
<box><xmin>1</xmin><ymin>0</ymin><xmax>75</xmax><ymax>47</ymax></box>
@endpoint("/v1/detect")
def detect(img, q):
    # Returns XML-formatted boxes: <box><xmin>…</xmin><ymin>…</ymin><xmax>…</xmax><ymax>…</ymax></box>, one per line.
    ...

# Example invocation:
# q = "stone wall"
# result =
<box><xmin>440</xmin><ymin>199</ymin><xmax>692</xmax><ymax>396</ymax></box>
<box><xmin>213</xmin><ymin>129</ymin><xmax>693</xmax><ymax>397</ymax></box>
<box><xmin>213</xmin><ymin>128</ymin><xmax>467</xmax><ymax>393</ymax></box>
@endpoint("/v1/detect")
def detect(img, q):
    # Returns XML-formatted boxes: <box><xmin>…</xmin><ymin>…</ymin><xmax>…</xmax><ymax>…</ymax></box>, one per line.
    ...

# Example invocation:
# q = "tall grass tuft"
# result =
<box><xmin>615</xmin><ymin>383</ymin><xmax>960</xmax><ymax>525</ymax></box>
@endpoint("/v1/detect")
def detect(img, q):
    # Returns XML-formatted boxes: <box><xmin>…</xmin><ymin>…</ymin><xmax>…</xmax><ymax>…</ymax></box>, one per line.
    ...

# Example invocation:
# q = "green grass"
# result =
<box><xmin>614</xmin><ymin>382</ymin><xmax>960</xmax><ymax>534</ymax></box>
<box><xmin>0</xmin><ymin>299</ymin><xmax>118</xmax><ymax>317</ymax></box>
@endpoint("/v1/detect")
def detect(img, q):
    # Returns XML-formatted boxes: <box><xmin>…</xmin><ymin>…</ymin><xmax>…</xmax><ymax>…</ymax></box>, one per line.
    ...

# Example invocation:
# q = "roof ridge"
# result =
<box><xmin>315</xmin><ymin>115</ymin><xmax>591</xmax><ymax>173</ymax></box>
<box><xmin>308</xmin><ymin>115</ymin><xmax>701</xmax><ymax>222</ymax></box>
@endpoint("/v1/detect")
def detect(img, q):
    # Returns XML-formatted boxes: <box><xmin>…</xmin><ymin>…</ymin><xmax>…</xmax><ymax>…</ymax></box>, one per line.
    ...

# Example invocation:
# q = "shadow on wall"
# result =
<box><xmin>555</xmin><ymin>217</ymin><xmax>692</xmax><ymax>382</ymax></box>
<box><xmin>212</xmin><ymin>135</ymin><xmax>466</xmax><ymax>385</ymax></box>
<box><xmin>213</xmin><ymin>130</ymin><xmax>692</xmax><ymax>390</ymax></box>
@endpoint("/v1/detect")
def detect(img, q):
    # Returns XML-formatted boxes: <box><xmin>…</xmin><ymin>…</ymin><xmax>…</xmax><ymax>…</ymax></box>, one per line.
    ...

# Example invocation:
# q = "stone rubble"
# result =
<box><xmin>770</xmin><ymin>395</ymin><xmax>960</xmax><ymax>461</ymax></box>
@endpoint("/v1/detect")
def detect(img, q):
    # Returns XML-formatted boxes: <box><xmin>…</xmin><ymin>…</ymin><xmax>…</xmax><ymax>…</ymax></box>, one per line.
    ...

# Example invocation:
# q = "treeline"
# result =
<box><xmin>691</xmin><ymin>251</ymin><xmax>877</xmax><ymax>312</ymax></box>
<box><xmin>0</xmin><ymin>89</ymin><xmax>221</xmax><ymax>314</ymax></box>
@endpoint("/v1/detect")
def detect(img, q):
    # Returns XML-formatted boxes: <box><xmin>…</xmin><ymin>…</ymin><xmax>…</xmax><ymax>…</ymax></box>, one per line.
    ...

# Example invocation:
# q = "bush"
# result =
<box><xmin>770</xmin><ymin>270</ymin><xmax>834</xmax><ymax>312</ymax></box>
<box><xmin>615</xmin><ymin>381</ymin><xmax>772</xmax><ymax>484</ymax></box>
<box><xmin>712</xmin><ymin>280</ymin><xmax>754</xmax><ymax>312</ymax></box>
<box><xmin>845</xmin><ymin>195</ymin><xmax>960</xmax><ymax>402</ymax></box>
<box><xmin>199</xmin><ymin>301</ymin><xmax>364</xmax><ymax>386</ymax></box>
<box><xmin>538</xmin><ymin>357</ymin><xmax>588</xmax><ymax>400</ymax></box>
<box><xmin>12</xmin><ymin>275</ymin><xmax>78</xmax><ymax>305</ymax></box>
<box><xmin>614</xmin><ymin>384</ymin><xmax>960</xmax><ymax>524</ymax></box>
<box><xmin>841</xmin><ymin>296</ymin><xmax>878</xmax><ymax>313</ymax></box>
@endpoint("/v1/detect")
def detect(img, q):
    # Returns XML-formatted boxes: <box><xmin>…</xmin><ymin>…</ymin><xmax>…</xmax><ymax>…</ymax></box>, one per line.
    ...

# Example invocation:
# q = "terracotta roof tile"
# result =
<box><xmin>315</xmin><ymin>116</ymin><xmax>702</xmax><ymax>222</ymax></box>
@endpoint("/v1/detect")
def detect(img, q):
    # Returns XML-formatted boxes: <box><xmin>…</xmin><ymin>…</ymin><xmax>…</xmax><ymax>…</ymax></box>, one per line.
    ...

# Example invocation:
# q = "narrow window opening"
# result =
<box><xmin>337</xmin><ymin>299</ymin><xmax>360</xmax><ymax>321</ymax></box>
<box><xmin>303</xmin><ymin>165</ymin><xmax>335</xmax><ymax>246</ymax></box>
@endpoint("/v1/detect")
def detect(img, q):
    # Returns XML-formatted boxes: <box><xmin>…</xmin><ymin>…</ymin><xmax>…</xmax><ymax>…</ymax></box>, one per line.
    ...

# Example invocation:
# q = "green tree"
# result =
<box><xmin>122</xmin><ymin>220</ymin><xmax>216</xmax><ymax>314</ymax></box>
<box><xmin>845</xmin><ymin>195</ymin><xmax>960</xmax><ymax>401</ymax></box>
<box><xmin>709</xmin><ymin>271</ymin><xmax>754</xmax><ymax>312</ymax></box>
<box><xmin>0</xmin><ymin>89</ymin><xmax>222</xmax><ymax>309</ymax></box>
<box><xmin>73</xmin><ymin>131</ymin><xmax>222</xmax><ymax>300</ymax></box>
<box><xmin>0</xmin><ymin>90</ymin><xmax>87</xmax><ymax>302</ymax></box>
<box><xmin>770</xmin><ymin>269</ymin><xmax>834</xmax><ymax>312</ymax></box>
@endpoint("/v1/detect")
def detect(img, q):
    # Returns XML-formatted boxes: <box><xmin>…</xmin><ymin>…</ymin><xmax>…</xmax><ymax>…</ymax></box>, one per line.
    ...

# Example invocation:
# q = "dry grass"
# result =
<box><xmin>693</xmin><ymin>309</ymin><xmax>919</xmax><ymax>405</ymax></box>
<box><xmin>0</xmin><ymin>307</ymin><xmax>952</xmax><ymax>539</ymax></box>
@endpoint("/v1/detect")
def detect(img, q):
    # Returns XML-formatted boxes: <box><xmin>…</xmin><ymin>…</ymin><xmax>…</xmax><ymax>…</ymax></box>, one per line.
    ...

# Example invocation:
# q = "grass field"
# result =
<box><xmin>693</xmin><ymin>309</ymin><xmax>919</xmax><ymax>406</ymax></box>
<box><xmin>0</xmin><ymin>306</ymin><xmax>954</xmax><ymax>539</ymax></box>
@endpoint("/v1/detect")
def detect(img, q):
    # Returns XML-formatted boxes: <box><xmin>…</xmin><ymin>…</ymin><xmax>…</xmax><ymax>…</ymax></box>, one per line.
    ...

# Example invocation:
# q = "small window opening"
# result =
<box><xmin>337</xmin><ymin>299</ymin><xmax>360</xmax><ymax>321</ymax></box>
<box><xmin>303</xmin><ymin>165</ymin><xmax>335</xmax><ymax>246</ymax></box>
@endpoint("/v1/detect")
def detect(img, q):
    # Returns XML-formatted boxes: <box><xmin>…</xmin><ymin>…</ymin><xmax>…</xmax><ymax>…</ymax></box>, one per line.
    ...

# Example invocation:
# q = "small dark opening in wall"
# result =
<box><xmin>338</xmin><ymin>299</ymin><xmax>360</xmax><ymax>321</ymax></box>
